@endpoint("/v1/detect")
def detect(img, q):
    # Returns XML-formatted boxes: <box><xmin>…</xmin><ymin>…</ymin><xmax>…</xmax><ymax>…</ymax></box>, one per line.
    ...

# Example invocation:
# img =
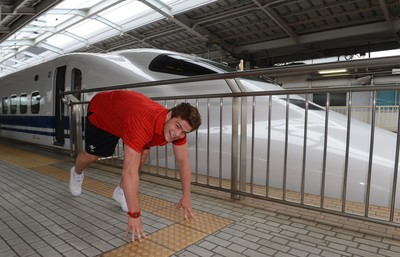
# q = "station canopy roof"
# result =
<box><xmin>0</xmin><ymin>0</ymin><xmax>216</xmax><ymax>76</ymax></box>
<box><xmin>1</xmin><ymin>0</ymin><xmax>400</xmax><ymax>77</ymax></box>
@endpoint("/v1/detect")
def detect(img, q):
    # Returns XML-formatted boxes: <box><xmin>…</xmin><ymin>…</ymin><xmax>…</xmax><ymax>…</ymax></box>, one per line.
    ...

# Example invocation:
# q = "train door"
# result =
<box><xmin>54</xmin><ymin>65</ymin><xmax>66</xmax><ymax>146</ymax></box>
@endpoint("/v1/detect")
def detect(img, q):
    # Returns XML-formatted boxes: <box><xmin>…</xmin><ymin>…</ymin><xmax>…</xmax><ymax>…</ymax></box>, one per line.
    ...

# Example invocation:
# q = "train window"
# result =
<box><xmin>2</xmin><ymin>97</ymin><xmax>8</xmax><ymax>114</ymax></box>
<box><xmin>31</xmin><ymin>91</ymin><xmax>40</xmax><ymax>114</ymax></box>
<box><xmin>10</xmin><ymin>95</ymin><xmax>17</xmax><ymax>114</ymax></box>
<box><xmin>148</xmin><ymin>53</ymin><xmax>279</xmax><ymax>85</ymax></box>
<box><xmin>149</xmin><ymin>54</ymin><xmax>218</xmax><ymax>76</ymax></box>
<box><xmin>20</xmin><ymin>94</ymin><xmax>28</xmax><ymax>114</ymax></box>
<box><xmin>71</xmin><ymin>68</ymin><xmax>82</xmax><ymax>100</ymax></box>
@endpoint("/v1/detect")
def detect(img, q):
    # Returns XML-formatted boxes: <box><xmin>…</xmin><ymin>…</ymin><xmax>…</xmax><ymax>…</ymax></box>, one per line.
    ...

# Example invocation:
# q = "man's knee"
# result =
<box><xmin>79</xmin><ymin>152</ymin><xmax>100</xmax><ymax>162</ymax></box>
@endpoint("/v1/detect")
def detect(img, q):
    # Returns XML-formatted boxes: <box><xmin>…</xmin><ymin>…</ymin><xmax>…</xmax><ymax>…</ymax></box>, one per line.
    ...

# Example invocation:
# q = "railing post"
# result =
<box><xmin>229</xmin><ymin>95</ymin><xmax>248</xmax><ymax>200</ymax></box>
<box><xmin>64</xmin><ymin>95</ymin><xmax>83</xmax><ymax>157</ymax></box>
<box><xmin>229</xmin><ymin>77</ymin><xmax>247</xmax><ymax>200</ymax></box>
<box><xmin>239</xmin><ymin>96</ymin><xmax>247</xmax><ymax>197</ymax></box>
<box><xmin>231</xmin><ymin>96</ymin><xmax>240</xmax><ymax>199</ymax></box>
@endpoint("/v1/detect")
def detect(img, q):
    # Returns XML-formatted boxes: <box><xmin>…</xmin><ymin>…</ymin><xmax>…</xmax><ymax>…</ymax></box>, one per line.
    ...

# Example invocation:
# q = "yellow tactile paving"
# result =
<box><xmin>102</xmin><ymin>223</ymin><xmax>211</xmax><ymax>257</ymax></box>
<box><xmin>0</xmin><ymin>144</ymin><xmax>62</xmax><ymax>168</ymax></box>
<box><xmin>178</xmin><ymin>211</ymin><xmax>233</xmax><ymax>234</ymax></box>
<box><xmin>139</xmin><ymin>194</ymin><xmax>177</xmax><ymax>213</ymax></box>
<box><xmin>146</xmin><ymin>224</ymin><xmax>207</xmax><ymax>252</ymax></box>
<box><xmin>151</xmin><ymin>204</ymin><xmax>187</xmax><ymax>222</ymax></box>
<box><xmin>32</xmin><ymin>165</ymin><xmax>115</xmax><ymax>198</ymax></box>
<box><xmin>31</xmin><ymin>165</ymin><xmax>69</xmax><ymax>180</ymax></box>
<box><xmin>100</xmin><ymin>210</ymin><xmax>233</xmax><ymax>257</ymax></box>
<box><xmin>102</xmin><ymin>239</ymin><xmax>174</xmax><ymax>257</ymax></box>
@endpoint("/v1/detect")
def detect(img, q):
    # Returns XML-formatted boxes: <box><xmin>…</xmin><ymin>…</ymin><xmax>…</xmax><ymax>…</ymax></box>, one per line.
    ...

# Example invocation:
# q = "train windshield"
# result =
<box><xmin>149</xmin><ymin>53</ymin><xmax>279</xmax><ymax>85</ymax></box>
<box><xmin>149</xmin><ymin>54</ymin><xmax>227</xmax><ymax>76</ymax></box>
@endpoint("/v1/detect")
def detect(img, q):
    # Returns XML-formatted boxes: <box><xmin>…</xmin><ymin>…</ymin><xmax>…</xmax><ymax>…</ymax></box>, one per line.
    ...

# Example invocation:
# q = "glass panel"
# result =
<box><xmin>31</xmin><ymin>91</ymin><xmax>41</xmax><ymax>114</ymax></box>
<box><xmin>20</xmin><ymin>94</ymin><xmax>28</xmax><ymax>114</ymax></box>
<box><xmin>377</xmin><ymin>91</ymin><xmax>396</xmax><ymax>106</ymax></box>
<box><xmin>10</xmin><ymin>95</ymin><xmax>17</xmax><ymax>114</ymax></box>
<box><xmin>149</xmin><ymin>54</ymin><xmax>218</xmax><ymax>76</ymax></box>
<box><xmin>2</xmin><ymin>97</ymin><xmax>9</xmax><ymax>114</ymax></box>
<box><xmin>72</xmin><ymin>68</ymin><xmax>82</xmax><ymax>100</ymax></box>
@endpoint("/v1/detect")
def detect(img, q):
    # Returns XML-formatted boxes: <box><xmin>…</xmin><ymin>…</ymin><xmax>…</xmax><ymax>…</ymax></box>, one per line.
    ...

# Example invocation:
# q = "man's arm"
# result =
<box><xmin>123</xmin><ymin>144</ymin><xmax>146</xmax><ymax>241</ymax></box>
<box><xmin>140</xmin><ymin>149</ymin><xmax>150</xmax><ymax>171</ymax></box>
<box><xmin>173</xmin><ymin>142</ymin><xmax>194</xmax><ymax>219</ymax></box>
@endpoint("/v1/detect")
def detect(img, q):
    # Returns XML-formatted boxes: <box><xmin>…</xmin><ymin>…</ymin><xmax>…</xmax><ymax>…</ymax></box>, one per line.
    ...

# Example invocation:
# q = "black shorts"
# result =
<box><xmin>85</xmin><ymin>112</ymin><xmax>120</xmax><ymax>157</ymax></box>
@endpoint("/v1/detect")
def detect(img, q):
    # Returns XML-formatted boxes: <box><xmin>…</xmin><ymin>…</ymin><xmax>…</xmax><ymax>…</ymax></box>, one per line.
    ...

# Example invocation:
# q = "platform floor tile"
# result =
<box><xmin>2</xmin><ymin>141</ymin><xmax>400</xmax><ymax>257</ymax></box>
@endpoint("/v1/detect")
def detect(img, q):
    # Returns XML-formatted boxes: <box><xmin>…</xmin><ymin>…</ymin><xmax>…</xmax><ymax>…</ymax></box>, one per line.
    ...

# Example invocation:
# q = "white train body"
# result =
<box><xmin>0</xmin><ymin>49</ymin><xmax>398</xmax><ymax>208</ymax></box>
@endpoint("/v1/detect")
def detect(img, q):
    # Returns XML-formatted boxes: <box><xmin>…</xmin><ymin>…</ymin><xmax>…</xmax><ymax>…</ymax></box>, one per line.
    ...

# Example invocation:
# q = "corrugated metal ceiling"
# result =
<box><xmin>0</xmin><ymin>0</ymin><xmax>399</xmax><ymax>76</ymax></box>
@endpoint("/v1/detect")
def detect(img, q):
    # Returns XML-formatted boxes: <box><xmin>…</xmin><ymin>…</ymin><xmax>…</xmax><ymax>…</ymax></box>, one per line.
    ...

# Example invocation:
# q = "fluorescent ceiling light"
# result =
<box><xmin>318</xmin><ymin>69</ymin><xmax>347</xmax><ymax>74</ymax></box>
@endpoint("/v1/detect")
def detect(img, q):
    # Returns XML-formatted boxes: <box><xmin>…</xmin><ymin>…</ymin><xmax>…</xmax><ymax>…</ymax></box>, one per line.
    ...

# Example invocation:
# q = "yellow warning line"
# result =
<box><xmin>0</xmin><ymin>143</ymin><xmax>233</xmax><ymax>257</ymax></box>
<box><xmin>0</xmin><ymin>144</ymin><xmax>62</xmax><ymax>168</ymax></box>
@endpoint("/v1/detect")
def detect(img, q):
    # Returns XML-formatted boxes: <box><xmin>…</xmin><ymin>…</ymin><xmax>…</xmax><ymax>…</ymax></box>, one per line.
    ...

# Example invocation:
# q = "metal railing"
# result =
<box><xmin>62</xmin><ymin>66</ymin><xmax>400</xmax><ymax>227</ymax></box>
<box><xmin>330</xmin><ymin>105</ymin><xmax>399</xmax><ymax>132</ymax></box>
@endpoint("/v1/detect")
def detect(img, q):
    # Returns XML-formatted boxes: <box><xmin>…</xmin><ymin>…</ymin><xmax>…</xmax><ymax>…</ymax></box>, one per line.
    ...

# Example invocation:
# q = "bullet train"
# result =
<box><xmin>0</xmin><ymin>48</ymin><xmax>399</xmax><ymax>209</ymax></box>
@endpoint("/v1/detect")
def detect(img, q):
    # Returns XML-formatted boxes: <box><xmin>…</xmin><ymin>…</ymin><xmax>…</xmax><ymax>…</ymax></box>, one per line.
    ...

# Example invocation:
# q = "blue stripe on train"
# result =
<box><xmin>1</xmin><ymin>115</ymin><xmax>54</xmax><ymax>128</ymax></box>
<box><xmin>0</xmin><ymin>127</ymin><xmax>59</xmax><ymax>137</ymax></box>
<box><xmin>0</xmin><ymin>115</ymin><xmax>71</xmax><ymax>138</ymax></box>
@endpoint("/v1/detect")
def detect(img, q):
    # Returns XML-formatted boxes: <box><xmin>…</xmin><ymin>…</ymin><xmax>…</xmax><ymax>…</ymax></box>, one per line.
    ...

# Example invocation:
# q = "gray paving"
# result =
<box><xmin>1</xmin><ymin>146</ymin><xmax>400</xmax><ymax>256</ymax></box>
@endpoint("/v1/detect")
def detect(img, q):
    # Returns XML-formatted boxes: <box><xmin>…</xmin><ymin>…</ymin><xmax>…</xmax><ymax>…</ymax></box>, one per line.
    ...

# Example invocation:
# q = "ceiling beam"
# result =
<box><xmin>138</xmin><ymin>0</ymin><xmax>209</xmax><ymax>41</ymax></box>
<box><xmin>0</xmin><ymin>26</ymin><xmax>9</xmax><ymax>32</ymax></box>
<box><xmin>37</xmin><ymin>42</ymin><xmax>63</xmax><ymax>54</ymax></box>
<box><xmin>378</xmin><ymin>0</ymin><xmax>400</xmax><ymax>46</ymax></box>
<box><xmin>252</xmin><ymin>0</ymin><xmax>299</xmax><ymax>43</ymax></box>
<box><xmin>0</xmin><ymin>0</ymin><xmax>63</xmax><ymax>41</ymax></box>
<box><xmin>234</xmin><ymin>20</ymin><xmax>400</xmax><ymax>54</ymax></box>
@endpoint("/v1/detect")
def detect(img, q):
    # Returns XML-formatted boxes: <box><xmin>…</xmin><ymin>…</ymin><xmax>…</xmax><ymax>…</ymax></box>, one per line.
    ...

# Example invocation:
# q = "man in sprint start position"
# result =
<box><xmin>69</xmin><ymin>90</ymin><xmax>201</xmax><ymax>242</ymax></box>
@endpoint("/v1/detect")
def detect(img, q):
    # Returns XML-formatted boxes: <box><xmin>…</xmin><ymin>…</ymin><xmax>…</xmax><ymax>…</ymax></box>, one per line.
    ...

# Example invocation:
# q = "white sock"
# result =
<box><xmin>73</xmin><ymin>167</ymin><xmax>84</xmax><ymax>178</ymax></box>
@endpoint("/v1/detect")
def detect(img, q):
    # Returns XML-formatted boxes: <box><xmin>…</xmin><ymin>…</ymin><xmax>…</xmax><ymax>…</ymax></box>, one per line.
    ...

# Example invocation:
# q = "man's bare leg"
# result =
<box><xmin>74</xmin><ymin>152</ymin><xmax>99</xmax><ymax>174</ymax></box>
<box><xmin>70</xmin><ymin>152</ymin><xmax>99</xmax><ymax>196</ymax></box>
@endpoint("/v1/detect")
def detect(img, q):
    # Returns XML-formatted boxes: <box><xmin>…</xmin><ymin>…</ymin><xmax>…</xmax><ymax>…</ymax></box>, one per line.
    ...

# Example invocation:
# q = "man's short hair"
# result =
<box><xmin>170</xmin><ymin>103</ymin><xmax>201</xmax><ymax>131</ymax></box>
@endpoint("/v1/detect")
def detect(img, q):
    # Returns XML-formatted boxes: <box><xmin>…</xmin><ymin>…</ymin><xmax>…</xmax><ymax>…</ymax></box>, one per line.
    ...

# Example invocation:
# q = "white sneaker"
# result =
<box><xmin>69</xmin><ymin>167</ymin><xmax>84</xmax><ymax>196</ymax></box>
<box><xmin>112</xmin><ymin>185</ymin><xmax>128</xmax><ymax>212</ymax></box>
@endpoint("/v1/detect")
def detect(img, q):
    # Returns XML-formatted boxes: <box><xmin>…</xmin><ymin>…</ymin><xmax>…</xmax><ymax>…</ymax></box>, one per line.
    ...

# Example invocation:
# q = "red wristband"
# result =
<box><xmin>127</xmin><ymin>211</ymin><xmax>141</xmax><ymax>218</ymax></box>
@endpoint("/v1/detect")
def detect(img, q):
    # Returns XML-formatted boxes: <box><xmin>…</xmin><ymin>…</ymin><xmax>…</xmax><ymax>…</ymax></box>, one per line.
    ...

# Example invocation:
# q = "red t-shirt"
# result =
<box><xmin>87</xmin><ymin>90</ymin><xmax>186</xmax><ymax>153</ymax></box>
